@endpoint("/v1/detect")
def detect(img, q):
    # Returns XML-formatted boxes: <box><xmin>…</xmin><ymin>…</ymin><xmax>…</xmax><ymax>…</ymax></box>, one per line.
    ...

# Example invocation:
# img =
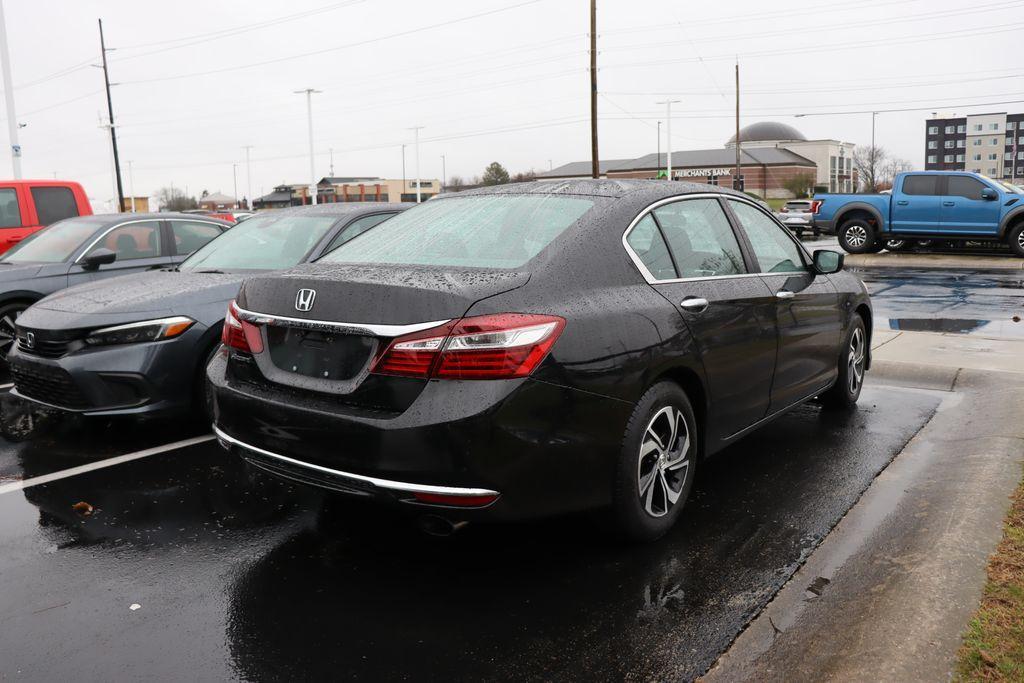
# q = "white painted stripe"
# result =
<box><xmin>0</xmin><ymin>383</ymin><xmax>13</xmax><ymax>390</ymax></box>
<box><xmin>0</xmin><ymin>434</ymin><xmax>216</xmax><ymax>496</ymax></box>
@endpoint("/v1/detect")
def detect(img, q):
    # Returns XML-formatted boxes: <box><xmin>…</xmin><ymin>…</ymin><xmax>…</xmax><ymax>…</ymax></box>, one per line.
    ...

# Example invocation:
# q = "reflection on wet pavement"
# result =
<box><xmin>0</xmin><ymin>386</ymin><xmax>941</xmax><ymax>681</ymax></box>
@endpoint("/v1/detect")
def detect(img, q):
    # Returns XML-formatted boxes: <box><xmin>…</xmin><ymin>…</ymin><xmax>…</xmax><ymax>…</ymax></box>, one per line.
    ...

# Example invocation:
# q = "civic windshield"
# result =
<box><xmin>320</xmin><ymin>195</ymin><xmax>595</xmax><ymax>269</ymax></box>
<box><xmin>179</xmin><ymin>213</ymin><xmax>340</xmax><ymax>272</ymax></box>
<box><xmin>1</xmin><ymin>218</ymin><xmax>103</xmax><ymax>263</ymax></box>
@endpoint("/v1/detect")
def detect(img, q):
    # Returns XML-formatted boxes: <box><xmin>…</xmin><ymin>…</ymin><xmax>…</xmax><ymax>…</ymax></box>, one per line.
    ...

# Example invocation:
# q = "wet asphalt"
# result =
<box><xmin>0</xmin><ymin>257</ymin><xmax>1019</xmax><ymax>680</ymax></box>
<box><xmin>0</xmin><ymin>385</ymin><xmax>939</xmax><ymax>681</ymax></box>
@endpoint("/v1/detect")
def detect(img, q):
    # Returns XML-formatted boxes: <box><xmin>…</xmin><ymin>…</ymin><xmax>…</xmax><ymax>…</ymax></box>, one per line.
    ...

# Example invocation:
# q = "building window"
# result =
<box><xmin>944</xmin><ymin>140</ymin><xmax>954</xmax><ymax>149</ymax></box>
<box><xmin>944</xmin><ymin>125</ymin><xmax>954</xmax><ymax>134</ymax></box>
<box><xmin>974</xmin><ymin>139</ymin><xmax>983</xmax><ymax>146</ymax></box>
<box><xmin>1019</xmin><ymin>136</ymin><xmax>1024</xmax><ymax>145</ymax></box>
<box><xmin>1009</xmin><ymin>122</ymin><xmax>1017</xmax><ymax>131</ymax></box>
<box><xmin>956</xmin><ymin>154</ymin><xmax>965</xmax><ymax>162</ymax></box>
<box><xmin>992</xmin><ymin>138</ymin><xmax>1000</xmax><ymax>145</ymax></box>
<box><xmin>1019</xmin><ymin>151</ymin><xmax>1024</xmax><ymax>160</ymax></box>
<box><xmin>989</xmin><ymin>123</ymin><xmax>1000</xmax><ymax>130</ymax></box>
<box><xmin>926</xmin><ymin>155</ymin><xmax>937</xmax><ymax>163</ymax></box>
<box><xmin>1007</xmin><ymin>152</ymin><xmax>1013</xmax><ymax>160</ymax></box>
<box><xmin>957</xmin><ymin>124</ymin><xmax>966</xmax><ymax>133</ymax></box>
<box><xmin>927</xmin><ymin>140</ymin><xmax>937</xmax><ymax>149</ymax></box>
<box><xmin>989</xmin><ymin>168</ymin><xmax>997</xmax><ymax>175</ymax></box>
<box><xmin>928</xmin><ymin>126</ymin><xmax>939</xmax><ymax>134</ymax></box>
<box><xmin>973</xmin><ymin>124</ymin><xmax>984</xmax><ymax>131</ymax></box>
<box><xmin>973</xmin><ymin>153</ymin><xmax>982</xmax><ymax>161</ymax></box>
<box><xmin>957</xmin><ymin>139</ymin><xmax>965</xmax><ymax>148</ymax></box>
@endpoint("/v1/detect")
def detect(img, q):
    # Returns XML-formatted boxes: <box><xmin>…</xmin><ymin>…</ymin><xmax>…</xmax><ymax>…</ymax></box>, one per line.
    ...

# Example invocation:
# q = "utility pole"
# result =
<box><xmin>589</xmin><ymin>0</ymin><xmax>599</xmax><ymax>178</ymax></box>
<box><xmin>0</xmin><ymin>0</ymin><xmax>21</xmax><ymax>178</ymax></box>
<box><xmin>870</xmin><ymin>111</ymin><xmax>877</xmax><ymax>192</ymax></box>
<box><xmin>734</xmin><ymin>61</ymin><xmax>741</xmax><ymax>191</ymax></box>
<box><xmin>243</xmin><ymin>145</ymin><xmax>253</xmax><ymax>209</ymax></box>
<box><xmin>440</xmin><ymin>154</ymin><xmax>446</xmax><ymax>188</ymax></box>
<box><xmin>127</xmin><ymin>160</ymin><xmax>135</xmax><ymax>212</ymax></box>
<box><xmin>401</xmin><ymin>144</ymin><xmax>406</xmax><ymax>194</ymax></box>
<box><xmin>232</xmin><ymin>163</ymin><xmax>238</xmax><ymax>208</ymax></box>
<box><xmin>408</xmin><ymin>126</ymin><xmax>424</xmax><ymax>203</ymax></box>
<box><xmin>657</xmin><ymin>121</ymin><xmax>661</xmax><ymax>171</ymax></box>
<box><xmin>295</xmin><ymin>88</ymin><xmax>321</xmax><ymax>205</ymax></box>
<box><xmin>656</xmin><ymin>100</ymin><xmax>679</xmax><ymax>179</ymax></box>
<box><xmin>329</xmin><ymin>148</ymin><xmax>334</xmax><ymax>176</ymax></box>
<box><xmin>99</xmin><ymin>19</ymin><xmax>124</xmax><ymax>211</ymax></box>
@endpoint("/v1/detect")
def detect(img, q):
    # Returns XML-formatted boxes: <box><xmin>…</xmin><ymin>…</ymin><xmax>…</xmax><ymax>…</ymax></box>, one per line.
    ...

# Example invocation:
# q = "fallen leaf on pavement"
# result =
<box><xmin>71</xmin><ymin>501</ymin><xmax>94</xmax><ymax>516</ymax></box>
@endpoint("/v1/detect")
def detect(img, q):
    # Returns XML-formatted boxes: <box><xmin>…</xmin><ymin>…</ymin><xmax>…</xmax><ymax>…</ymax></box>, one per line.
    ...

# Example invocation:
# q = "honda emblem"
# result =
<box><xmin>295</xmin><ymin>288</ymin><xmax>317</xmax><ymax>312</ymax></box>
<box><xmin>24</xmin><ymin>331</ymin><xmax>34</xmax><ymax>349</ymax></box>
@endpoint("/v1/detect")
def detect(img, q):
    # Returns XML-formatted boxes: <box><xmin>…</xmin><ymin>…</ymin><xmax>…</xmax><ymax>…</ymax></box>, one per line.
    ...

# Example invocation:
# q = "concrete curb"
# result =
<box><xmin>845</xmin><ymin>252</ymin><xmax>1024</xmax><ymax>270</ymax></box>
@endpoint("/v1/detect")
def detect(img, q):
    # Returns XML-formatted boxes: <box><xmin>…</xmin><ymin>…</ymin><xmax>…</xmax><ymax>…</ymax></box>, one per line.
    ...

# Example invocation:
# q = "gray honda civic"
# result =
<box><xmin>9</xmin><ymin>203</ymin><xmax>406</xmax><ymax>418</ymax></box>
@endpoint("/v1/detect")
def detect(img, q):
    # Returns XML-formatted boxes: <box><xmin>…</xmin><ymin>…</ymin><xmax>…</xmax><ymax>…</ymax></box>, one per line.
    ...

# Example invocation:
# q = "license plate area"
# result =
<box><xmin>266</xmin><ymin>327</ymin><xmax>375</xmax><ymax>381</ymax></box>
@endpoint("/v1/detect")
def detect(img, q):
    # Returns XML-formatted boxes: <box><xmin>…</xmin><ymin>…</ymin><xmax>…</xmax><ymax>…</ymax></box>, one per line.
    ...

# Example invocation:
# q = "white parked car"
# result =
<box><xmin>776</xmin><ymin>199</ymin><xmax>822</xmax><ymax>237</ymax></box>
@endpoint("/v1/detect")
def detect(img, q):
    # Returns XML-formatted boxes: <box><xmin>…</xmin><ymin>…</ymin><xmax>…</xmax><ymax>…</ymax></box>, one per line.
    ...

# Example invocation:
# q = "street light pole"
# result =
<box><xmin>408</xmin><ymin>126</ymin><xmax>424</xmax><ymax>203</ymax></box>
<box><xmin>295</xmin><ymin>88</ymin><xmax>321</xmax><ymax>205</ymax></box>
<box><xmin>232</xmin><ymin>163</ymin><xmax>238</xmax><ymax>208</ymax></box>
<box><xmin>440</xmin><ymin>154</ymin><xmax>446</xmax><ymax>189</ymax></box>
<box><xmin>99</xmin><ymin>19</ymin><xmax>124</xmax><ymax>211</ymax></box>
<box><xmin>243</xmin><ymin>145</ymin><xmax>253</xmax><ymax>209</ymax></box>
<box><xmin>401</xmin><ymin>144</ymin><xmax>406</xmax><ymax>195</ymax></box>
<box><xmin>657</xmin><ymin>121</ymin><xmax>661</xmax><ymax>171</ymax></box>
<box><xmin>655</xmin><ymin>100</ymin><xmax>680</xmax><ymax>178</ymax></box>
<box><xmin>0</xmin><ymin>0</ymin><xmax>21</xmax><ymax>178</ymax></box>
<box><xmin>589</xmin><ymin>0</ymin><xmax>599</xmax><ymax>178</ymax></box>
<box><xmin>127</xmin><ymin>160</ymin><xmax>135</xmax><ymax>213</ymax></box>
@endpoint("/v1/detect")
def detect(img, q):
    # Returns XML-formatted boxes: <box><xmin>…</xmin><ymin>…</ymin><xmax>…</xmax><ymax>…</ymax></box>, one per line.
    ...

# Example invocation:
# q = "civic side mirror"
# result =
<box><xmin>980</xmin><ymin>187</ymin><xmax>998</xmax><ymax>200</ymax></box>
<box><xmin>813</xmin><ymin>249</ymin><xmax>843</xmax><ymax>275</ymax></box>
<box><xmin>80</xmin><ymin>248</ymin><xmax>117</xmax><ymax>270</ymax></box>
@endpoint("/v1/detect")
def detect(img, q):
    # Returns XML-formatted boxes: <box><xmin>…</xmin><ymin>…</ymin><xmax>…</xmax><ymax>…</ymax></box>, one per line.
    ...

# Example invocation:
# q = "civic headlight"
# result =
<box><xmin>85</xmin><ymin>316</ymin><xmax>196</xmax><ymax>346</ymax></box>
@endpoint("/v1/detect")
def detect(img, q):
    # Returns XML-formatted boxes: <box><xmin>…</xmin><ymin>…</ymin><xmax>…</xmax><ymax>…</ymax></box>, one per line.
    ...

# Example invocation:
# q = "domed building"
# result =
<box><xmin>540</xmin><ymin>120</ymin><xmax>857</xmax><ymax>198</ymax></box>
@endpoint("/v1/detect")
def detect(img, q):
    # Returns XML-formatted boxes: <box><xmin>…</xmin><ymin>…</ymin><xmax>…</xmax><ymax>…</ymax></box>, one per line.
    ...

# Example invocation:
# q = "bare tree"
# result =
<box><xmin>782</xmin><ymin>173</ymin><xmax>816</xmax><ymax>199</ymax></box>
<box><xmin>156</xmin><ymin>186</ymin><xmax>197</xmax><ymax>212</ymax></box>
<box><xmin>853</xmin><ymin>145</ymin><xmax>888</xmax><ymax>193</ymax></box>
<box><xmin>878</xmin><ymin>157</ymin><xmax>914</xmax><ymax>190</ymax></box>
<box><xmin>447</xmin><ymin>175</ymin><xmax>465</xmax><ymax>192</ymax></box>
<box><xmin>510</xmin><ymin>169</ymin><xmax>537</xmax><ymax>183</ymax></box>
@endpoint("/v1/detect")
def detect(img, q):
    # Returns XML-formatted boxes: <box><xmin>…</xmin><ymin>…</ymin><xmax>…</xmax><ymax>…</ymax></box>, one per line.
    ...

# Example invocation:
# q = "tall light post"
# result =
<box><xmin>232</xmin><ymin>163</ymin><xmax>238</xmax><ymax>208</ymax></box>
<box><xmin>0</xmin><ymin>0</ymin><xmax>21</xmax><ymax>178</ymax></box>
<box><xmin>98</xmin><ymin>19</ymin><xmax>124</xmax><ymax>211</ymax></box>
<box><xmin>440</xmin><ymin>154</ymin><xmax>446</xmax><ymax>189</ymax></box>
<box><xmin>408</xmin><ymin>126</ymin><xmax>424</xmax><ymax>203</ymax></box>
<box><xmin>243</xmin><ymin>145</ymin><xmax>253</xmax><ymax>209</ymax></box>
<box><xmin>127</xmin><ymin>160</ymin><xmax>136</xmax><ymax>213</ymax></box>
<box><xmin>401</xmin><ymin>144</ymin><xmax>406</xmax><ymax>193</ymax></box>
<box><xmin>295</xmin><ymin>88</ymin><xmax>321</xmax><ymax>205</ymax></box>
<box><xmin>655</xmin><ymin>100</ymin><xmax>680</xmax><ymax>178</ymax></box>
<box><xmin>657</xmin><ymin>121</ymin><xmax>661</xmax><ymax>170</ymax></box>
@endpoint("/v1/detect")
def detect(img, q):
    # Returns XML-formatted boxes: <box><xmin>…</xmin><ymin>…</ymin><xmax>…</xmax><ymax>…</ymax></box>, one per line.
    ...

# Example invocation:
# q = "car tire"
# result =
<box><xmin>0</xmin><ymin>301</ymin><xmax>28</xmax><ymax>367</ymax></box>
<box><xmin>612</xmin><ymin>381</ymin><xmax>698</xmax><ymax>542</ymax></box>
<box><xmin>194</xmin><ymin>343</ymin><xmax>221</xmax><ymax>424</ymax></box>
<box><xmin>821</xmin><ymin>316</ymin><xmax>868</xmax><ymax>409</ymax></box>
<box><xmin>1008</xmin><ymin>223</ymin><xmax>1024</xmax><ymax>258</ymax></box>
<box><xmin>838</xmin><ymin>219</ymin><xmax>877</xmax><ymax>254</ymax></box>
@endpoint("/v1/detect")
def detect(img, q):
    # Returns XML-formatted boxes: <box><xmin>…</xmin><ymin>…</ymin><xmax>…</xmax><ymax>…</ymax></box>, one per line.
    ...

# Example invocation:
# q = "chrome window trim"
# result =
<box><xmin>622</xmin><ymin>193</ymin><xmax>763</xmax><ymax>284</ymax></box>
<box><xmin>74</xmin><ymin>217</ymin><xmax>169</xmax><ymax>264</ymax></box>
<box><xmin>233</xmin><ymin>304</ymin><xmax>449</xmax><ymax>338</ymax></box>
<box><xmin>214</xmin><ymin>425</ymin><xmax>500</xmax><ymax>498</ymax></box>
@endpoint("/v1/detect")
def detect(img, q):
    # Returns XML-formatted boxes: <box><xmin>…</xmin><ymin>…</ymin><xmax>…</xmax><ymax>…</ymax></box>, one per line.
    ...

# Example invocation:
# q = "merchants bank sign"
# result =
<box><xmin>673</xmin><ymin>167</ymin><xmax>733</xmax><ymax>178</ymax></box>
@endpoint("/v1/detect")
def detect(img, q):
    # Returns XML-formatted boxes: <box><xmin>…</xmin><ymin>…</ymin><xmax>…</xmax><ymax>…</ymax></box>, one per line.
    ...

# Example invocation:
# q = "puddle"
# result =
<box><xmin>881</xmin><ymin>317</ymin><xmax>1024</xmax><ymax>339</ymax></box>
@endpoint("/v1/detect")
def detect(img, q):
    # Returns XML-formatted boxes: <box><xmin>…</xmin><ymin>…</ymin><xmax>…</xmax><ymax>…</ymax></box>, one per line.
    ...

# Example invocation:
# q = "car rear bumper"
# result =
<box><xmin>8</xmin><ymin>325</ymin><xmax>208</xmax><ymax>417</ymax></box>
<box><xmin>208</xmin><ymin>353</ymin><xmax>632</xmax><ymax>521</ymax></box>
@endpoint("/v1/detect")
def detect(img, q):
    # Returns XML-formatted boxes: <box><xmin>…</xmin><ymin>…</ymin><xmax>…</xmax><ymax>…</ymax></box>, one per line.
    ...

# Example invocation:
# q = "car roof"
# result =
<box><xmin>259</xmin><ymin>202</ymin><xmax>410</xmax><ymax>218</ymax></box>
<box><xmin>82</xmin><ymin>212</ymin><xmax>233</xmax><ymax>226</ymax></box>
<box><xmin>440</xmin><ymin>179</ymin><xmax>748</xmax><ymax>202</ymax></box>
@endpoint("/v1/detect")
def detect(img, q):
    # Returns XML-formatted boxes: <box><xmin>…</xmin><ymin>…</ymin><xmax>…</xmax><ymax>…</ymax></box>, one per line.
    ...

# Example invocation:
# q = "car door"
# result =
<box><xmin>940</xmin><ymin>175</ymin><xmax>1001</xmax><ymax>235</ymax></box>
<box><xmin>890</xmin><ymin>174</ymin><xmax>943</xmax><ymax>233</ymax></box>
<box><xmin>69</xmin><ymin>219</ymin><xmax>172</xmax><ymax>285</ymax></box>
<box><xmin>726</xmin><ymin>199</ymin><xmax>843</xmax><ymax>412</ymax></box>
<box><xmin>626</xmin><ymin>196</ymin><xmax>778</xmax><ymax>441</ymax></box>
<box><xmin>168</xmin><ymin>219</ymin><xmax>228</xmax><ymax>262</ymax></box>
<box><xmin>314</xmin><ymin>212</ymin><xmax>398</xmax><ymax>257</ymax></box>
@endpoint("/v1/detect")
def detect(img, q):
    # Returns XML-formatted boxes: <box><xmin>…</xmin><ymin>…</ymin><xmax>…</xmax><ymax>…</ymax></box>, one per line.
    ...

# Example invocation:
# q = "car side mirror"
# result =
<box><xmin>980</xmin><ymin>187</ymin><xmax>998</xmax><ymax>200</ymax></box>
<box><xmin>80</xmin><ymin>248</ymin><xmax>117</xmax><ymax>270</ymax></box>
<box><xmin>813</xmin><ymin>249</ymin><xmax>843</xmax><ymax>275</ymax></box>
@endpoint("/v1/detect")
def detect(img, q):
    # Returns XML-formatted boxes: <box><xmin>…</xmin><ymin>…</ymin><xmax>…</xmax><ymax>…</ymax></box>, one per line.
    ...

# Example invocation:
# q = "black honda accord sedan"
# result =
<box><xmin>209</xmin><ymin>180</ymin><xmax>871</xmax><ymax>540</ymax></box>
<box><xmin>10</xmin><ymin>203</ymin><xmax>405</xmax><ymax>418</ymax></box>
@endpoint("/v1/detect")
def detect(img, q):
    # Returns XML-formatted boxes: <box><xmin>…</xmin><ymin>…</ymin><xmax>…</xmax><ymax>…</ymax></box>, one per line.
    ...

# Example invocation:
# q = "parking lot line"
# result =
<box><xmin>0</xmin><ymin>383</ymin><xmax>13</xmax><ymax>390</ymax></box>
<box><xmin>0</xmin><ymin>434</ymin><xmax>216</xmax><ymax>496</ymax></box>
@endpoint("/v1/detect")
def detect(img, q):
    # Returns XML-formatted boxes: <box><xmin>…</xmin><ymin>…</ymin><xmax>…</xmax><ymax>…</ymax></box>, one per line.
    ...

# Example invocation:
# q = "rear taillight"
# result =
<box><xmin>221</xmin><ymin>301</ymin><xmax>263</xmax><ymax>353</ymax></box>
<box><xmin>371</xmin><ymin>313</ymin><xmax>565</xmax><ymax>380</ymax></box>
<box><xmin>810</xmin><ymin>200</ymin><xmax>823</xmax><ymax>214</ymax></box>
<box><xmin>780</xmin><ymin>207</ymin><xmax>789</xmax><ymax>213</ymax></box>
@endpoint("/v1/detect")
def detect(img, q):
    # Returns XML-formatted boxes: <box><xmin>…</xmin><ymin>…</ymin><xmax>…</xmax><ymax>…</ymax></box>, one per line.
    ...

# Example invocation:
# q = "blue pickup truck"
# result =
<box><xmin>812</xmin><ymin>171</ymin><xmax>1024</xmax><ymax>256</ymax></box>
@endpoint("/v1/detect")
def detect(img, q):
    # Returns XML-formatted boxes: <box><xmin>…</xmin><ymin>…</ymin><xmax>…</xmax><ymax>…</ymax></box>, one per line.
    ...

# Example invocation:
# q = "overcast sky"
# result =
<box><xmin>2</xmin><ymin>0</ymin><xmax>1021</xmax><ymax>209</ymax></box>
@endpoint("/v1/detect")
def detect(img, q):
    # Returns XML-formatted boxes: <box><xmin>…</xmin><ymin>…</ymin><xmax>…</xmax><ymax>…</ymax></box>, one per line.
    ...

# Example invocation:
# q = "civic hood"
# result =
<box><xmin>20</xmin><ymin>270</ymin><xmax>246</xmax><ymax>330</ymax></box>
<box><xmin>239</xmin><ymin>263</ymin><xmax>531</xmax><ymax>324</ymax></box>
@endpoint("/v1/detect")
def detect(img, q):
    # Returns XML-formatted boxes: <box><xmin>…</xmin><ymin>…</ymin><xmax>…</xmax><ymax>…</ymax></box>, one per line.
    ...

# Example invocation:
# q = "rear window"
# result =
<box><xmin>31</xmin><ymin>186</ymin><xmax>79</xmax><ymax>225</ymax></box>
<box><xmin>180</xmin><ymin>213</ymin><xmax>340</xmax><ymax>272</ymax></box>
<box><xmin>0</xmin><ymin>188</ymin><xmax>20</xmax><ymax>228</ymax></box>
<box><xmin>784</xmin><ymin>201</ymin><xmax>811</xmax><ymax>210</ymax></box>
<box><xmin>320</xmin><ymin>195</ymin><xmax>595</xmax><ymax>269</ymax></box>
<box><xmin>902</xmin><ymin>175</ymin><xmax>940</xmax><ymax>196</ymax></box>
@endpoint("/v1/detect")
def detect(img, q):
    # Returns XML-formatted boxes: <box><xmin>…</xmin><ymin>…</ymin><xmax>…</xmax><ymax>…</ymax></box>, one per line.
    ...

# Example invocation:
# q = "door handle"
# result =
<box><xmin>680</xmin><ymin>297</ymin><xmax>709</xmax><ymax>313</ymax></box>
<box><xmin>896</xmin><ymin>200</ymin><xmax>909</xmax><ymax>205</ymax></box>
<box><xmin>775</xmin><ymin>290</ymin><xmax>796</xmax><ymax>300</ymax></box>
<box><xmin>942</xmin><ymin>201</ymin><xmax>955</xmax><ymax>207</ymax></box>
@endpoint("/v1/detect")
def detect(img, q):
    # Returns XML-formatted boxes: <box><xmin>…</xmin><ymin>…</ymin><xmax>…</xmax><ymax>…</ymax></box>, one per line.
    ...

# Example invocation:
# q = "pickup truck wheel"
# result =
<box><xmin>1008</xmin><ymin>223</ymin><xmax>1024</xmax><ymax>258</ymax></box>
<box><xmin>838</xmin><ymin>219</ymin><xmax>877</xmax><ymax>254</ymax></box>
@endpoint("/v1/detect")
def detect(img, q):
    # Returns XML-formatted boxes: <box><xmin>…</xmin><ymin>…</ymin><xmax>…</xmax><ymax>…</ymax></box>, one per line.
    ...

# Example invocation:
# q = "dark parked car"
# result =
<box><xmin>0</xmin><ymin>212</ymin><xmax>232</xmax><ymax>366</ymax></box>
<box><xmin>9</xmin><ymin>203</ymin><xmax>405</xmax><ymax>418</ymax></box>
<box><xmin>209</xmin><ymin>181</ymin><xmax>871</xmax><ymax>541</ymax></box>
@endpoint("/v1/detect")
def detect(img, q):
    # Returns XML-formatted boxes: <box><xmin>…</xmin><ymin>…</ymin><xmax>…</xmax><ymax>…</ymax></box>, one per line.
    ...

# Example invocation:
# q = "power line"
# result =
<box><xmin>119</xmin><ymin>0</ymin><xmax>550</xmax><ymax>85</ymax></box>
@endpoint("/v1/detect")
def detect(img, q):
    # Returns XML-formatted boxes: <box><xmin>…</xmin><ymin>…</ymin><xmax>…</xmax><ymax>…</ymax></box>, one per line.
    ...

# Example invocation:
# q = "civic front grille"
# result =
<box><xmin>16</xmin><ymin>335</ymin><xmax>70</xmax><ymax>359</ymax></box>
<box><xmin>10</xmin><ymin>361</ymin><xmax>90</xmax><ymax>409</ymax></box>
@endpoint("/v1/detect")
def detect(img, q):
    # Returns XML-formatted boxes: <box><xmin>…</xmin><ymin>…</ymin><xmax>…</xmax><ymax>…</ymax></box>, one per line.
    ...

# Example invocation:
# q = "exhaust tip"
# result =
<box><xmin>416</xmin><ymin>514</ymin><xmax>468</xmax><ymax>537</ymax></box>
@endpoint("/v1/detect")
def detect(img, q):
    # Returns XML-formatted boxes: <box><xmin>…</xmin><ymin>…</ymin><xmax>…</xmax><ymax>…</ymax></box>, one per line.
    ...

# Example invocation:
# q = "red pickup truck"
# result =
<box><xmin>0</xmin><ymin>180</ymin><xmax>92</xmax><ymax>254</ymax></box>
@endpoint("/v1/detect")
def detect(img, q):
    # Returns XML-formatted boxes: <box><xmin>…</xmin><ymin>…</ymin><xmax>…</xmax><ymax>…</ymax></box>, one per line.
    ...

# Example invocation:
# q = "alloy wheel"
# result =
<box><xmin>847</xmin><ymin>327</ymin><xmax>866</xmax><ymax>394</ymax></box>
<box><xmin>0</xmin><ymin>309</ymin><xmax>21</xmax><ymax>362</ymax></box>
<box><xmin>637</xmin><ymin>406</ymin><xmax>691</xmax><ymax>518</ymax></box>
<box><xmin>1018</xmin><ymin>230</ymin><xmax>1024</xmax><ymax>251</ymax></box>
<box><xmin>845</xmin><ymin>225</ymin><xmax>867</xmax><ymax>248</ymax></box>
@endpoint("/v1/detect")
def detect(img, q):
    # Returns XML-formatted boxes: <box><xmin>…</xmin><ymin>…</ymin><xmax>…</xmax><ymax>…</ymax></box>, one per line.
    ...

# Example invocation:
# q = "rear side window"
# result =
<box><xmin>323</xmin><ymin>213</ymin><xmax>394</xmax><ymax>253</ymax></box>
<box><xmin>0</xmin><ymin>188</ymin><xmax>20</xmax><ymax>228</ymax></box>
<box><xmin>90</xmin><ymin>222</ymin><xmax>162</xmax><ymax>260</ymax></box>
<box><xmin>170</xmin><ymin>220</ymin><xmax>223</xmax><ymax>255</ymax></box>
<box><xmin>653</xmin><ymin>198</ymin><xmax>746</xmax><ymax>278</ymax></box>
<box><xmin>946</xmin><ymin>176</ymin><xmax>988</xmax><ymax>200</ymax></box>
<box><xmin>321</xmin><ymin>196</ymin><xmax>594</xmax><ymax>269</ymax></box>
<box><xmin>902</xmin><ymin>176</ymin><xmax>940</xmax><ymax>196</ymax></box>
<box><xmin>31</xmin><ymin>186</ymin><xmax>79</xmax><ymax>225</ymax></box>
<box><xmin>625</xmin><ymin>215</ymin><xmax>676</xmax><ymax>280</ymax></box>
